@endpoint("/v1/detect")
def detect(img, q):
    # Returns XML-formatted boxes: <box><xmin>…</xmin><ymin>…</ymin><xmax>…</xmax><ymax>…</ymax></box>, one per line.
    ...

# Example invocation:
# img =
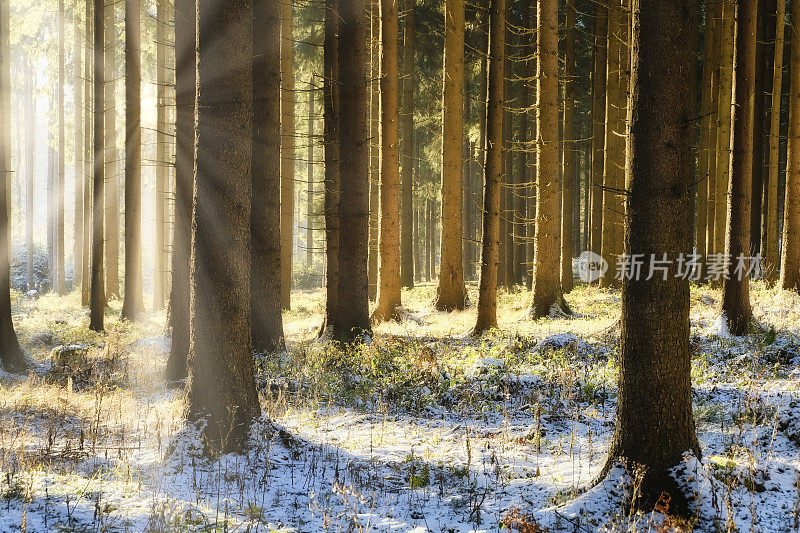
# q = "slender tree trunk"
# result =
<box><xmin>721</xmin><ymin>0</ymin><xmax>756</xmax><ymax>334</ymax></box>
<box><xmin>530</xmin><ymin>0</ymin><xmax>568</xmax><ymax>317</ymax></box>
<box><xmin>713</xmin><ymin>0</ymin><xmax>735</xmax><ymax>256</ymax></box>
<box><xmin>472</xmin><ymin>0</ymin><xmax>504</xmax><ymax>335</ymax></box>
<box><xmin>165</xmin><ymin>0</ymin><xmax>196</xmax><ymax>380</ymax></box>
<box><xmin>425</xmin><ymin>197</ymin><xmax>432</xmax><ymax>281</ymax></box>
<box><xmin>47</xmin><ymin>130</ymin><xmax>54</xmax><ymax>287</ymax></box>
<box><xmin>251</xmin><ymin>0</ymin><xmax>285</xmax><ymax>352</ymax></box>
<box><xmin>89</xmin><ymin>0</ymin><xmax>106</xmax><ymax>332</ymax></box>
<box><xmin>400</xmin><ymin>0</ymin><xmax>415</xmax><ymax>288</ymax></box>
<box><xmin>333</xmin><ymin>0</ymin><xmax>373</xmax><ymax>343</ymax></box>
<box><xmin>561</xmin><ymin>0</ymin><xmax>576</xmax><ymax>293</ymax></box>
<box><xmin>25</xmin><ymin>65</ymin><xmax>33</xmax><ymax>291</ymax></box>
<box><xmin>413</xmin><ymin>203</ymin><xmax>420</xmax><ymax>282</ymax></box>
<box><xmin>321</xmin><ymin>0</ymin><xmax>339</xmax><ymax>333</ymax></box>
<box><xmin>373</xmin><ymin>0</ymin><xmax>403</xmax><ymax>320</ymax></box>
<box><xmin>280</xmin><ymin>0</ymin><xmax>295</xmax><ymax>310</ymax></box>
<box><xmin>306</xmin><ymin>84</ymin><xmax>314</xmax><ymax>268</ymax></box>
<box><xmin>696</xmin><ymin>0</ymin><xmax>718</xmax><ymax>265</ymax></box>
<box><xmin>705</xmin><ymin>0</ymin><xmax>721</xmax><ymax>258</ymax></box>
<box><xmin>121</xmin><ymin>0</ymin><xmax>143</xmax><ymax>321</ymax></box>
<box><xmin>82</xmin><ymin>0</ymin><xmax>92</xmax><ymax>307</ymax></box>
<box><xmin>524</xmin><ymin>3</ymin><xmax>535</xmax><ymax>290</ymax></box>
<box><xmin>74</xmin><ymin>6</ymin><xmax>83</xmax><ymax>291</ymax></box>
<box><xmin>56</xmin><ymin>0</ymin><xmax>65</xmax><ymax>295</ymax></box>
<box><xmin>781</xmin><ymin>0</ymin><xmax>800</xmax><ymax>292</ymax></box>
<box><xmin>434</xmin><ymin>0</ymin><xmax>467</xmax><ymax>310</ymax></box>
<box><xmin>765</xmin><ymin>0</ymin><xmax>784</xmax><ymax>283</ymax></box>
<box><xmin>105</xmin><ymin>0</ymin><xmax>120</xmax><ymax>300</ymax></box>
<box><xmin>154</xmin><ymin>0</ymin><xmax>167</xmax><ymax>308</ymax></box>
<box><xmin>751</xmin><ymin>0</ymin><xmax>767</xmax><ymax>257</ymax></box>
<box><xmin>601</xmin><ymin>0</ymin><xmax>700</xmax><ymax>509</ymax></box>
<box><xmin>187</xmin><ymin>0</ymin><xmax>260</xmax><ymax>452</ymax></box>
<box><xmin>368</xmin><ymin>0</ymin><xmax>379</xmax><ymax>301</ymax></box>
<box><xmin>0</xmin><ymin>0</ymin><xmax>24</xmax><ymax>371</ymax></box>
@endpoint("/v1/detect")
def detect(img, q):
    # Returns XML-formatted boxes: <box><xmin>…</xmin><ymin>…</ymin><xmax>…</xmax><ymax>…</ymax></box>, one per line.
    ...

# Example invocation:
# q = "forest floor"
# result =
<box><xmin>1</xmin><ymin>281</ymin><xmax>800</xmax><ymax>532</ymax></box>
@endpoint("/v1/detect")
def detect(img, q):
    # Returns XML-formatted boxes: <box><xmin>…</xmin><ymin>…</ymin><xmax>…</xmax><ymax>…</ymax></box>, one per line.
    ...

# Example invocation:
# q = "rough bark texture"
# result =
<box><xmin>187</xmin><ymin>0</ymin><xmax>260</xmax><ymax>453</ymax></box>
<box><xmin>696</xmin><ymin>0</ymin><xmax>718</xmax><ymax>263</ymax></box>
<box><xmin>368</xmin><ymin>0</ymin><xmax>379</xmax><ymax>302</ymax></box>
<box><xmin>713</xmin><ymin>0</ymin><xmax>734</xmax><ymax>255</ymax></box>
<box><xmin>56</xmin><ymin>0</ymin><xmax>65</xmax><ymax>295</ymax></box>
<box><xmin>472</xmin><ymin>0</ymin><xmax>504</xmax><ymax>336</ymax></box>
<box><xmin>560</xmin><ymin>0</ymin><xmax>576</xmax><ymax>293</ymax></box>
<box><xmin>154</xmin><ymin>0</ymin><xmax>167</xmax><ymax>309</ymax></box>
<box><xmin>73</xmin><ymin>7</ymin><xmax>83</xmax><ymax>290</ymax></box>
<box><xmin>399</xmin><ymin>0</ymin><xmax>414</xmax><ymax>288</ymax></box>
<box><xmin>530</xmin><ymin>0</ymin><xmax>567</xmax><ymax>318</ymax></box>
<box><xmin>765</xmin><ymin>0</ymin><xmax>784</xmax><ymax>283</ymax></box>
<box><xmin>251</xmin><ymin>0</ymin><xmax>285</xmax><ymax>352</ymax></box>
<box><xmin>333</xmin><ymin>0</ymin><xmax>373</xmax><ymax>343</ymax></box>
<box><xmin>321</xmin><ymin>0</ymin><xmax>339</xmax><ymax>333</ymax></box>
<box><xmin>602</xmin><ymin>0</ymin><xmax>700</xmax><ymax>509</ymax></box>
<box><xmin>0</xmin><ymin>0</ymin><xmax>25</xmax><ymax>371</ymax></box>
<box><xmin>105</xmin><ymin>0</ymin><xmax>120</xmax><ymax>300</ymax></box>
<box><xmin>280</xmin><ymin>0</ymin><xmax>295</xmax><ymax>310</ymax></box>
<box><xmin>434</xmin><ymin>0</ymin><xmax>468</xmax><ymax>311</ymax></box>
<box><xmin>589</xmin><ymin>3</ymin><xmax>608</xmax><ymax>254</ymax></box>
<box><xmin>165</xmin><ymin>0</ymin><xmax>195</xmax><ymax>381</ymax></box>
<box><xmin>781</xmin><ymin>0</ymin><xmax>800</xmax><ymax>292</ymax></box>
<box><xmin>89</xmin><ymin>0</ymin><xmax>105</xmax><ymax>332</ymax></box>
<box><xmin>120</xmin><ymin>0</ymin><xmax>143</xmax><ymax>321</ymax></box>
<box><xmin>373</xmin><ymin>0</ymin><xmax>403</xmax><ymax>321</ymax></box>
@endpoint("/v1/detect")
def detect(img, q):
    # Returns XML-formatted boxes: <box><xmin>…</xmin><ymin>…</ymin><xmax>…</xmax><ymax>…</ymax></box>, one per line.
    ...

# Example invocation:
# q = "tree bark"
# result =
<box><xmin>601</xmin><ymin>0</ymin><xmax>700</xmax><ymax>509</ymax></box>
<box><xmin>73</xmin><ymin>5</ymin><xmax>83</xmax><ymax>291</ymax></box>
<box><xmin>434</xmin><ymin>0</ymin><xmax>468</xmax><ymax>310</ymax></box>
<box><xmin>154</xmin><ymin>0</ymin><xmax>167</xmax><ymax>308</ymax></box>
<box><xmin>713</xmin><ymin>0</ymin><xmax>734</xmax><ymax>256</ymax></box>
<box><xmin>530</xmin><ymin>0</ymin><xmax>568</xmax><ymax>317</ymax></box>
<box><xmin>333</xmin><ymin>0</ymin><xmax>373</xmax><ymax>343</ymax></box>
<box><xmin>705</xmin><ymin>0</ymin><xmax>721</xmax><ymax>259</ymax></box>
<box><xmin>561</xmin><ymin>0</ymin><xmax>576</xmax><ymax>293</ymax></box>
<box><xmin>280</xmin><ymin>0</ymin><xmax>295</xmax><ymax>310</ymax></box>
<box><xmin>82</xmin><ymin>0</ymin><xmax>92</xmax><ymax>308</ymax></box>
<box><xmin>105</xmin><ymin>0</ymin><xmax>120</xmax><ymax>300</ymax></box>
<box><xmin>751</xmin><ymin>0</ymin><xmax>767</xmax><ymax>257</ymax></box>
<box><xmin>56</xmin><ymin>0</ymin><xmax>65</xmax><ymax>295</ymax></box>
<box><xmin>765</xmin><ymin>0</ymin><xmax>784</xmax><ymax>283</ymax></box>
<box><xmin>121</xmin><ymin>0</ymin><xmax>143</xmax><ymax>321</ymax></box>
<box><xmin>187</xmin><ymin>0</ymin><xmax>260</xmax><ymax>453</ymax></box>
<box><xmin>721</xmin><ymin>0</ymin><xmax>756</xmax><ymax>335</ymax></box>
<box><xmin>89</xmin><ymin>0</ymin><xmax>106</xmax><ymax>332</ymax></box>
<box><xmin>400</xmin><ymin>0</ymin><xmax>415</xmax><ymax>288</ymax></box>
<box><xmin>306</xmin><ymin>84</ymin><xmax>314</xmax><ymax>268</ymax></box>
<box><xmin>780</xmin><ymin>0</ymin><xmax>800</xmax><ymax>292</ymax></box>
<box><xmin>472</xmin><ymin>0</ymin><xmax>504</xmax><ymax>335</ymax></box>
<box><xmin>368</xmin><ymin>0</ymin><xmax>379</xmax><ymax>302</ymax></box>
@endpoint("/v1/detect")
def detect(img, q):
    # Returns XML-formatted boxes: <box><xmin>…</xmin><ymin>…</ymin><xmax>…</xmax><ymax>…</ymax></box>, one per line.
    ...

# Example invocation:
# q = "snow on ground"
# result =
<box><xmin>1</xmin><ymin>284</ymin><xmax>800</xmax><ymax>531</ymax></box>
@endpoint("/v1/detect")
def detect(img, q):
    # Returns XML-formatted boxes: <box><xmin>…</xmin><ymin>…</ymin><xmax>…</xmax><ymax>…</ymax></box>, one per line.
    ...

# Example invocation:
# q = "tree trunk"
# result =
<box><xmin>306</xmin><ymin>84</ymin><xmax>314</xmax><ymax>268</ymax></box>
<box><xmin>82</xmin><ymin>0</ymin><xmax>92</xmax><ymax>307</ymax></box>
<box><xmin>697</xmin><ymin>0</ymin><xmax>719</xmax><ymax>265</ymax></box>
<box><xmin>561</xmin><ymin>0</ymin><xmax>576</xmax><ymax>293</ymax></box>
<box><xmin>530</xmin><ymin>0</ymin><xmax>568</xmax><ymax>317</ymax></box>
<box><xmin>765</xmin><ymin>0</ymin><xmax>784</xmax><ymax>283</ymax></box>
<box><xmin>90</xmin><ymin>0</ymin><xmax>106</xmax><ymax>332</ymax></box>
<box><xmin>524</xmin><ymin>3</ymin><xmax>536</xmax><ymax>290</ymax></box>
<box><xmin>280</xmin><ymin>0</ymin><xmax>295</xmax><ymax>310</ymax></box>
<box><xmin>434</xmin><ymin>0</ymin><xmax>467</xmax><ymax>310</ymax></box>
<box><xmin>56</xmin><ymin>0</ymin><xmax>65</xmax><ymax>295</ymax></box>
<box><xmin>713</xmin><ymin>0</ymin><xmax>734</xmax><ymax>256</ymax></box>
<box><xmin>154</xmin><ymin>0</ymin><xmax>167</xmax><ymax>309</ymax></box>
<box><xmin>187</xmin><ymin>0</ymin><xmax>260</xmax><ymax>453</ymax></box>
<box><xmin>105</xmin><ymin>0</ymin><xmax>120</xmax><ymax>300</ymax></box>
<box><xmin>73</xmin><ymin>6</ymin><xmax>83</xmax><ymax>291</ymax></box>
<box><xmin>400</xmin><ymin>0</ymin><xmax>415</xmax><ymax>288</ymax></box>
<box><xmin>0</xmin><ymin>0</ymin><xmax>24</xmax><ymax>371</ymax></box>
<box><xmin>120</xmin><ymin>0</ymin><xmax>143</xmax><ymax>321</ymax></box>
<box><xmin>601</xmin><ymin>0</ymin><xmax>700</xmax><ymax>509</ymax></box>
<box><xmin>165</xmin><ymin>0</ymin><xmax>195</xmax><ymax>380</ymax></box>
<box><xmin>781</xmin><ymin>0</ymin><xmax>800</xmax><ymax>292</ymax></box>
<box><xmin>425</xmin><ymin>197</ymin><xmax>432</xmax><ymax>281</ymax></box>
<box><xmin>321</xmin><ymin>0</ymin><xmax>339</xmax><ymax>333</ymax></box>
<box><xmin>250</xmin><ymin>0</ymin><xmax>285</xmax><ymax>352</ymax></box>
<box><xmin>472</xmin><ymin>0</ymin><xmax>504</xmax><ymax>335</ymax></box>
<box><xmin>721</xmin><ymin>0</ymin><xmax>756</xmax><ymax>334</ymax></box>
<box><xmin>333</xmin><ymin>0</ymin><xmax>373</xmax><ymax>343</ymax></box>
<box><xmin>705</xmin><ymin>0</ymin><xmax>721</xmax><ymax>259</ymax></box>
<box><xmin>25</xmin><ymin>65</ymin><xmax>33</xmax><ymax>291</ymax></box>
<box><xmin>373</xmin><ymin>0</ymin><xmax>403</xmax><ymax>320</ymax></box>
<box><xmin>368</xmin><ymin>0</ymin><xmax>379</xmax><ymax>302</ymax></box>
<box><xmin>751</xmin><ymin>0</ymin><xmax>767</xmax><ymax>257</ymax></box>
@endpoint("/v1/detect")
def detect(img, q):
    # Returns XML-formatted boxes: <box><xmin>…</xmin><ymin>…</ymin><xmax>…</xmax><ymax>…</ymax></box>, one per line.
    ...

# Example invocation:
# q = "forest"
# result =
<box><xmin>1</xmin><ymin>0</ymin><xmax>799</xmax><ymax>530</ymax></box>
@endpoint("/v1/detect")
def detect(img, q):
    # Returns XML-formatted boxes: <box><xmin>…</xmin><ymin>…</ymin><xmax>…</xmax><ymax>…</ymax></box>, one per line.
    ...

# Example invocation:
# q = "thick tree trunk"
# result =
<box><xmin>187</xmin><ymin>0</ymin><xmax>260</xmax><ymax>452</ymax></box>
<box><xmin>561</xmin><ymin>0</ymin><xmax>576</xmax><ymax>293</ymax></box>
<box><xmin>530</xmin><ymin>0</ymin><xmax>568</xmax><ymax>317</ymax></box>
<box><xmin>781</xmin><ymin>0</ymin><xmax>800</xmax><ymax>292</ymax></box>
<box><xmin>154</xmin><ymin>0</ymin><xmax>167</xmax><ymax>309</ymax></box>
<box><xmin>56</xmin><ymin>0</ymin><xmax>65</xmax><ymax>295</ymax></box>
<box><xmin>90</xmin><ymin>0</ymin><xmax>106</xmax><ymax>332</ymax></box>
<box><xmin>321</xmin><ymin>0</ymin><xmax>339</xmax><ymax>333</ymax></box>
<box><xmin>280</xmin><ymin>0</ymin><xmax>295</xmax><ymax>310</ymax></box>
<box><xmin>120</xmin><ymin>0</ymin><xmax>143</xmax><ymax>321</ymax></box>
<box><xmin>721</xmin><ymin>0</ymin><xmax>756</xmax><ymax>334</ymax></box>
<box><xmin>713</xmin><ymin>0</ymin><xmax>734</xmax><ymax>256</ymax></box>
<box><xmin>105</xmin><ymin>0</ymin><xmax>120</xmax><ymax>300</ymax></box>
<box><xmin>472</xmin><ymin>0</ymin><xmax>504</xmax><ymax>335</ymax></box>
<box><xmin>82</xmin><ymin>0</ymin><xmax>92</xmax><ymax>307</ymax></box>
<box><xmin>400</xmin><ymin>0</ymin><xmax>415</xmax><ymax>288</ymax></box>
<box><xmin>165</xmin><ymin>0</ymin><xmax>196</xmax><ymax>381</ymax></box>
<box><xmin>333</xmin><ymin>0</ymin><xmax>373</xmax><ymax>343</ymax></box>
<box><xmin>0</xmin><ymin>0</ymin><xmax>24</xmax><ymax>371</ymax></box>
<box><xmin>765</xmin><ymin>0</ymin><xmax>784</xmax><ymax>283</ymax></box>
<box><xmin>373</xmin><ymin>0</ymin><xmax>403</xmax><ymax>320</ymax></box>
<box><xmin>601</xmin><ymin>0</ymin><xmax>700</xmax><ymax>509</ymax></box>
<box><xmin>434</xmin><ymin>0</ymin><xmax>467</xmax><ymax>310</ymax></box>
<box><xmin>250</xmin><ymin>0</ymin><xmax>285</xmax><ymax>352</ymax></box>
<box><xmin>73</xmin><ymin>7</ymin><xmax>83</xmax><ymax>290</ymax></box>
